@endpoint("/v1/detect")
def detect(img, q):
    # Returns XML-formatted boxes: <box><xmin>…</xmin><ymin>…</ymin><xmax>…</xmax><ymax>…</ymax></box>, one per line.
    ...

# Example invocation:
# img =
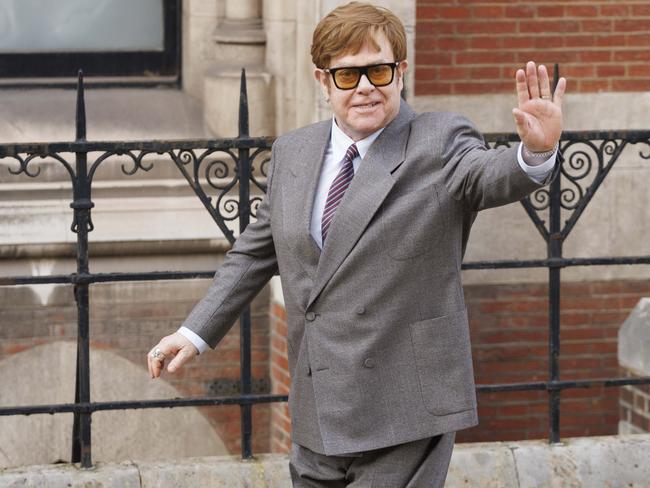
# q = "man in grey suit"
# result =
<box><xmin>147</xmin><ymin>2</ymin><xmax>566</xmax><ymax>486</ymax></box>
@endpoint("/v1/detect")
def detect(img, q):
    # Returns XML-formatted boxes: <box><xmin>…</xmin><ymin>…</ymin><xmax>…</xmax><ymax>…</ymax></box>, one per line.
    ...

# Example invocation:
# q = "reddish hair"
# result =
<box><xmin>311</xmin><ymin>2</ymin><xmax>407</xmax><ymax>68</ymax></box>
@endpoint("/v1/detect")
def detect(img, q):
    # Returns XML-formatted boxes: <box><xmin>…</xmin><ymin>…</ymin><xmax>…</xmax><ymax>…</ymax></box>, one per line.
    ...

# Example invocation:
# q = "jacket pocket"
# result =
<box><xmin>409</xmin><ymin>310</ymin><xmax>476</xmax><ymax>416</ymax></box>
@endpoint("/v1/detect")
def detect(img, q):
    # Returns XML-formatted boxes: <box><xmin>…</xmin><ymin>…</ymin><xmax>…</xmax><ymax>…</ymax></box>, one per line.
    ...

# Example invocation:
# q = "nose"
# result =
<box><xmin>356</xmin><ymin>73</ymin><xmax>375</xmax><ymax>93</ymax></box>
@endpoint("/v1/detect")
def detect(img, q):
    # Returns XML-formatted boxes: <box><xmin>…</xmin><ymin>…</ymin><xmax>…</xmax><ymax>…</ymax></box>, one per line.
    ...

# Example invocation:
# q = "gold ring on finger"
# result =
<box><xmin>541</xmin><ymin>95</ymin><xmax>551</xmax><ymax>100</ymax></box>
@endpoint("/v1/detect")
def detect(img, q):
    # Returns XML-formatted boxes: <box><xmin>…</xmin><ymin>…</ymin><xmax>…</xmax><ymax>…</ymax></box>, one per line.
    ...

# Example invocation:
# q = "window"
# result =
<box><xmin>0</xmin><ymin>0</ymin><xmax>180</xmax><ymax>83</ymax></box>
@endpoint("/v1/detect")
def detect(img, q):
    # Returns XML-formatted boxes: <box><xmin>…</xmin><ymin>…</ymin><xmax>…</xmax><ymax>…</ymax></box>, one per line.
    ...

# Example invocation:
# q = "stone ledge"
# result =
<box><xmin>2</xmin><ymin>435</ymin><xmax>650</xmax><ymax>487</ymax></box>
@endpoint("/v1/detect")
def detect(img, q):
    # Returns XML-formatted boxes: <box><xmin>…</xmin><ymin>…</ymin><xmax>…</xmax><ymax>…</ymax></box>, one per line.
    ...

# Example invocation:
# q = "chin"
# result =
<box><xmin>351</xmin><ymin>116</ymin><xmax>384</xmax><ymax>134</ymax></box>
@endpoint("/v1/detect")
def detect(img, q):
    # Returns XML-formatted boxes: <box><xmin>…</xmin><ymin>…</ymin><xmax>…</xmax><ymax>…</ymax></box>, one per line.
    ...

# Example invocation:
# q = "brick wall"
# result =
<box><xmin>415</xmin><ymin>1</ymin><xmax>650</xmax><ymax>95</ymax></box>
<box><xmin>0</xmin><ymin>281</ymin><xmax>272</xmax><ymax>456</ymax></box>
<box><xmin>457</xmin><ymin>279</ymin><xmax>648</xmax><ymax>442</ymax></box>
<box><xmin>268</xmin><ymin>279</ymin><xmax>650</xmax><ymax>447</ymax></box>
<box><xmin>270</xmin><ymin>301</ymin><xmax>292</xmax><ymax>453</ymax></box>
<box><xmin>620</xmin><ymin>370</ymin><xmax>650</xmax><ymax>434</ymax></box>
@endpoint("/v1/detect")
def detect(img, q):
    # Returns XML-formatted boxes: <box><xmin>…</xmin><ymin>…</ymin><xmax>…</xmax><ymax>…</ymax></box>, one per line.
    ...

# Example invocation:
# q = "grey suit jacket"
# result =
<box><xmin>181</xmin><ymin>101</ymin><xmax>553</xmax><ymax>455</ymax></box>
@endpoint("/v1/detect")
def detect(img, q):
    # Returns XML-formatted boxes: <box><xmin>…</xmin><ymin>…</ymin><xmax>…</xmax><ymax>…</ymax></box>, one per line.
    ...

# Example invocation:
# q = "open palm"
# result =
<box><xmin>512</xmin><ymin>61</ymin><xmax>566</xmax><ymax>153</ymax></box>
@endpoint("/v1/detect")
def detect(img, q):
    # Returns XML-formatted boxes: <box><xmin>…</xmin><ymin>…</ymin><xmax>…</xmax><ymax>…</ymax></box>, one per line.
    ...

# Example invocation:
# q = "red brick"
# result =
<box><xmin>519</xmin><ymin>21</ymin><xmax>576</xmax><ymax>34</ymax></box>
<box><xmin>566</xmin><ymin>6</ymin><xmax>598</xmax><ymax>17</ymax></box>
<box><xmin>505</xmin><ymin>5</ymin><xmax>535</xmax><ymax>18</ymax></box>
<box><xmin>417</xmin><ymin>52</ymin><xmax>453</xmax><ymax>66</ymax></box>
<box><xmin>437</xmin><ymin>66</ymin><xmax>470</xmax><ymax>80</ymax></box>
<box><xmin>562</xmin><ymin>328</ymin><xmax>606</xmax><ymax>341</ymax></box>
<box><xmin>271</xmin><ymin>335</ymin><xmax>287</xmax><ymax>355</ymax></box>
<box><xmin>437</xmin><ymin>37</ymin><xmax>469</xmax><ymax>50</ymax></box>
<box><xmin>414</xmin><ymin>81</ymin><xmax>453</xmax><ymax>96</ymax></box>
<box><xmin>560</xmin><ymin>311</ymin><xmax>591</xmax><ymax>325</ymax></box>
<box><xmin>417</xmin><ymin>21</ymin><xmax>455</xmax><ymax>36</ymax></box>
<box><xmin>415</xmin><ymin>35</ymin><xmax>437</xmax><ymax>51</ymax></box>
<box><xmin>272</xmin><ymin>302</ymin><xmax>287</xmax><ymax>321</ymax></box>
<box><xmin>564</xmin><ymin>35</ymin><xmax>595</xmax><ymax>48</ymax></box>
<box><xmin>474</xmin><ymin>6</ymin><xmax>506</xmax><ymax>18</ymax></box>
<box><xmin>612</xmin><ymin>79</ymin><xmax>650</xmax><ymax>91</ymax></box>
<box><xmin>600</xmin><ymin>5</ymin><xmax>629</xmax><ymax>17</ymax></box>
<box><xmin>533</xmin><ymin>36</ymin><xmax>565</xmax><ymax>49</ymax></box>
<box><xmin>631</xmin><ymin>5</ymin><xmax>650</xmax><ymax>16</ymax></box>
<box><xmin>469</xmin><ymin>66</ymin><xmax>502</xmax><ymax>79</ymax></box>
<box><xmin>594</xmin><ymin>35</ymin><xmax>627</xmax><ymax>48</ymax></box>
<box><xmin>537</xmin><ymin>6</ymin><xmax>564</xmax><ymax>17</ymax></box>
<box><xmin>469</xmin><ymin>36</ymin><xmax>501</xmax><ymax>50</ymax></box>
<box><xmin>457</xmin><ymin>21</ymin><xmax>517</xmax><ymax>35</ymax></box>
<box><xmin>501</xmin><ymin>36</ymin><xmax>536</xmax><ymax>49</ymax></box>
<box><xmin>614</xmin><ymin>19</ymin><xmax>650</xmax><ymax>33</ymax></box>
<box><xmin>481</xmin><ymin>300</ymin><xmax>547</xmax><ymax>313</ymax></box>
<box><xmin>581</xmin><ymin>20</ymin><xmax>614</xmax><ymax>33</ymax></box>
<box><xmin>440</xmin><ymin>7</ymin><xmax>471</xmax><ymax>19</ymax></box>
<box><xmin>628</xmin><ymin>65</ymin><xmax>650</xmax><ymax>77</ymax></box>
<box><xmin>596</xmin><ymin>65</ymin><xmax>625</xmax><ymax>77</ymax></box>
<box><xmin>453</xmin><ymin>81</ymin><xmax>513</xmax><ymax>95</ymax></box>
<box><xmin>416</xmin><ymin>6</ymin><xmax>442</xmax><ymax>19</ymax></box>
<box><xmin>456</xmin><ymin>52</ymin><xmax>517</xmax><ymax>65</ymax></box>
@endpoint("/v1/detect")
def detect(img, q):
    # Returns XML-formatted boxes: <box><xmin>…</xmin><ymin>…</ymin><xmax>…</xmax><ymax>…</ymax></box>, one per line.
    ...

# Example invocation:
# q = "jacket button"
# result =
<box><xmin>356</xmin><ymin>306</ymin><xmax>366</xmax><ymax>315</ymax></box>
<box><xmin>363</xmin><ymin>358</ymin><xmax>375</xmax><ymax>369</ymax></box>
<box><xmin>306</xmin><ymin>312</ymin><xmax>316</xmax><ymax>321</ymax></box>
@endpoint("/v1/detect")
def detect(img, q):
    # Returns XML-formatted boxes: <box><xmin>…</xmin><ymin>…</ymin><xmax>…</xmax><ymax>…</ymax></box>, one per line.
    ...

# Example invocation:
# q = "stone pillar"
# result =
<box><xmin>203</xmin><ymin>0</ymin><xmax>274</xmax><ymax>137</ymax></box>
<box><xmin>618</xmin><ymin>297</ymin><xmax>650</xmax><ymax>434</ymax></box>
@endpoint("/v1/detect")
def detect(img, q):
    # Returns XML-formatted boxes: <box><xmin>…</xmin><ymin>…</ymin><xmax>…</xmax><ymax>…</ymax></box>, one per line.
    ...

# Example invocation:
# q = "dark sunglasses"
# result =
<box><xmin>323</xmin><ymin>62</ymin><xmax>401</xmax><ymax>90</ymax></box>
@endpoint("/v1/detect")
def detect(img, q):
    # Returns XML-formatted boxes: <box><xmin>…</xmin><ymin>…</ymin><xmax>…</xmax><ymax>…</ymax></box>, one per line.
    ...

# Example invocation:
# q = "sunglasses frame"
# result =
<box><xmin>323</xmin><ymin>62</ymin><xmax>401</xmax><ymax>90</ymax></box>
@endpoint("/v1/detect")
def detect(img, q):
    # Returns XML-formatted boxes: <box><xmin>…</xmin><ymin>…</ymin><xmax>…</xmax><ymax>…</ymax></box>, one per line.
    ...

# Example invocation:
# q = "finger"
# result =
<box><xmin>538</xmin><ymin>64</ymin><xmax>551</xmax><ymax>100</ymax></box>
<box><xmin>553</xmin><ymin>77</ymin><xmax>567</xmax><ymax>108</ymax></box>
<box><xmin>168</xmin><ymin>346</ymin><xmax>196</xmax><ymax>373</ymax></box>
<box><xmin>148</xmin><ymin>345</ymin><xmax>168</xmax><ymax>378</ymax></box>
<box><xmin>512</xmin><ymin>108</ymin><xmax>529</xmax><ymax>132</ymax></box>
<box><xmin>151</xmin><ymin>353</ymin><xmax>165</xmax><ymax>378</ymax></box>
<box><xmin>526</xmin><ymin>61</ymin><xmax>540</xmax><ymax>99</ymax></box>
<box><xmin>515</xmin><ymin>68</ymin><xmax>529</xmax><ymax>107</ymax></box>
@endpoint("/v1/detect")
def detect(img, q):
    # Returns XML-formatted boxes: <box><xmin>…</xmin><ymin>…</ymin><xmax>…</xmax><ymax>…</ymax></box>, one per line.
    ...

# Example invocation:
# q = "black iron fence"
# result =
<box><xmin>1</xmin><ymin>71</ymin><xmax>649</xmax><ymax>468</ymax></box>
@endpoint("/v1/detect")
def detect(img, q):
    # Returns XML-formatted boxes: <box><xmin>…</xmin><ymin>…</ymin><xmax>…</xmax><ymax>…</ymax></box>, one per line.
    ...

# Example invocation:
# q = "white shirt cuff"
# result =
<box><xmin>517</xmin><ymin>142</ymin><xmax>557</xmax><ymax>184</ymax></box>
<box><xmin>178</xmin><ymin>326</ymin><xmax>210</xmax><ymax>354</ymax></box>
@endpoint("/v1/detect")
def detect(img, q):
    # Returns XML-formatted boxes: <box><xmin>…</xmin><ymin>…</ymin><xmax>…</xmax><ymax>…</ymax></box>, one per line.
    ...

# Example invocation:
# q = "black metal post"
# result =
<box><xmin>237</xmin><ymin>69</ymin><xmax>254</xmax><ymax>459</ymax></box>
<box><xmin>70</xmin><ymin>71</ymin><xmax>94</xmax><ymax>467</ymax></box>
<box><xmin>548</xmin><ymin>64</ymin><xmax>562</xmax><ymax>443</ymax></box>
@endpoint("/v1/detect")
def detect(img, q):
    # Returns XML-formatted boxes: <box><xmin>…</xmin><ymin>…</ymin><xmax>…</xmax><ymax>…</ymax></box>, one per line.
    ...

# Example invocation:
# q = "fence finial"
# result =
<box><xmin>75</xmin><ymin>70</ymin><xmax>87</xmax><ymax>141</ymax></box>
<box><xmin>238</xmin><ymin>69</ymin><xmax>249</xmax><ymax>137</ymax></box>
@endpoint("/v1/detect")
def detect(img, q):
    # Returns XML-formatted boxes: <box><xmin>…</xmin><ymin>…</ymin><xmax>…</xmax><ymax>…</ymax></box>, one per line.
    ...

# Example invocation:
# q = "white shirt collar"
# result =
<box><xmin>331</xmin><ymin>118</ymin><xmax>384</xmax><ymax>160</ymax></box>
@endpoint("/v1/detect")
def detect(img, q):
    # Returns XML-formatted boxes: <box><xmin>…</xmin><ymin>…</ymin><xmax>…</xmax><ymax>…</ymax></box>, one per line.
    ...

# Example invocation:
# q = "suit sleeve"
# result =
<box><xmin>439</xmin><ymin>113</ymin><xmax>558</xmax><ymax>212</ymax></box>
<box><xmin>179</xmin><ymin>141</ymin><xmax>280</xmax><ymax>349</ymax></box>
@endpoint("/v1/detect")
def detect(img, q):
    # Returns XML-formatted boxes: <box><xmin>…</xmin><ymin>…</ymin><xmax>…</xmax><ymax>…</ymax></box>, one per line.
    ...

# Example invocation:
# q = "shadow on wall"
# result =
<box><xmin>0</xmin><ymin>341</ymin><xmax>227</xmax><ymax>468</ymax></box>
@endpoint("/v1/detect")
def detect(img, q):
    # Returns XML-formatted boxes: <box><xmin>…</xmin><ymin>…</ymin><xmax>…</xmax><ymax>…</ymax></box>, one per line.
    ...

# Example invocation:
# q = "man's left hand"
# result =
<box><xmin>512</xmin><ymin>61</ymin><xmax>566</xmax><ymax>153</ymax></box>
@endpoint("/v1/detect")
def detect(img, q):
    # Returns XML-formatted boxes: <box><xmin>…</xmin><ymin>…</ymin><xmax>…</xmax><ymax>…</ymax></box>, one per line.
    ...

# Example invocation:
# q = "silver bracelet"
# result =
<box><xmin>523</xmin><ymin>144</ymin><xmax>557</xmax><ymax>160</ymax></box>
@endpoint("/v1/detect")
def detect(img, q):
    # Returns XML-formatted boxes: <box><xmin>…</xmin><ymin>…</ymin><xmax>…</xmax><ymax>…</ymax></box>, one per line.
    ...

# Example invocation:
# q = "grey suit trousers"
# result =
<box><xmin>289</xmin><ymin>433</ymin><xmax>456</xmax><ymax>488</ymax></box>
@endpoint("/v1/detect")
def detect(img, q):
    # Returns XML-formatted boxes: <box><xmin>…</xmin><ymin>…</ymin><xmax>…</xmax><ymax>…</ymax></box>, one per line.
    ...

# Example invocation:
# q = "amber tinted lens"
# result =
<box><xmin>367</xmin><ymin>64</ymin><xmax>394</xmax><ymax>86</ymax></box>
<box><xmin>333</xmin><ymin>68</ymin><xmax>361</xmax><ymax>89</ymax></box>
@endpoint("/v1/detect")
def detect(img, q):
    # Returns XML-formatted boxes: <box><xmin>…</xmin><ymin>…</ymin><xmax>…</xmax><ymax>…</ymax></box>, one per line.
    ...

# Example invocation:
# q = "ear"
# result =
<box><xmin>314</xmin><ymin>68</ymin><xmax>331</xmax><ymax>101</ymax></box>
<box><xmin>396</xmin><ymin>60</ymin><xmax>409</xmax><ymax>92</ymax></box>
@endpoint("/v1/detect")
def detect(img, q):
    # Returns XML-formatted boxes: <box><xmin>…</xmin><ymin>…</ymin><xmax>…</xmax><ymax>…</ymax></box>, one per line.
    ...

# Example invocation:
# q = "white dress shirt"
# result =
<box><xmin>179</xmin><ymin>117</ymin><xmax>556</xmax><ymax>354</ymax></box>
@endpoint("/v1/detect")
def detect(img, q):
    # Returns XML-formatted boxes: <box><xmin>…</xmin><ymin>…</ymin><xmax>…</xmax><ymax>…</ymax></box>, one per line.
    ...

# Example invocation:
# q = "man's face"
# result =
<box><xmin>315</xmin><ymin>32</ymin><xmax>408</xmax><ymax>141</ymax></box>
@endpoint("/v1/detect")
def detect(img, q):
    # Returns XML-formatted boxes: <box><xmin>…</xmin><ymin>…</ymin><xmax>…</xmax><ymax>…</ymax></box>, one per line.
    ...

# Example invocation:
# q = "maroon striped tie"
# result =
<box><xmin>321</xmin><ymin>143</ymin><xmax>359</xmax><ymax>242</ymax></box>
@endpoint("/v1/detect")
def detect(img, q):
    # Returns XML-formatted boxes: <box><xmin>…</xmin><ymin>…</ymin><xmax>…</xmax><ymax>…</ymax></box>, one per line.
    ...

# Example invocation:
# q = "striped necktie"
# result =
<box><xmin>321</xmin><ymin>143</ymin><xmax>359</xmax><ymax>243</ymax></box>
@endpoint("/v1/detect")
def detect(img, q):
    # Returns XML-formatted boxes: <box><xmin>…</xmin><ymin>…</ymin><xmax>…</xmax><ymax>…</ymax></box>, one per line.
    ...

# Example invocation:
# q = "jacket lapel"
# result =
<box><xmin>307</xmin><ymin>101</ymin><xmax>416</xmax><ymax>308</ymax></box>
<box><xmin>283</xmin><ymin>120</ymin><xmax>331</xmax><ymax>280</ymax></box>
